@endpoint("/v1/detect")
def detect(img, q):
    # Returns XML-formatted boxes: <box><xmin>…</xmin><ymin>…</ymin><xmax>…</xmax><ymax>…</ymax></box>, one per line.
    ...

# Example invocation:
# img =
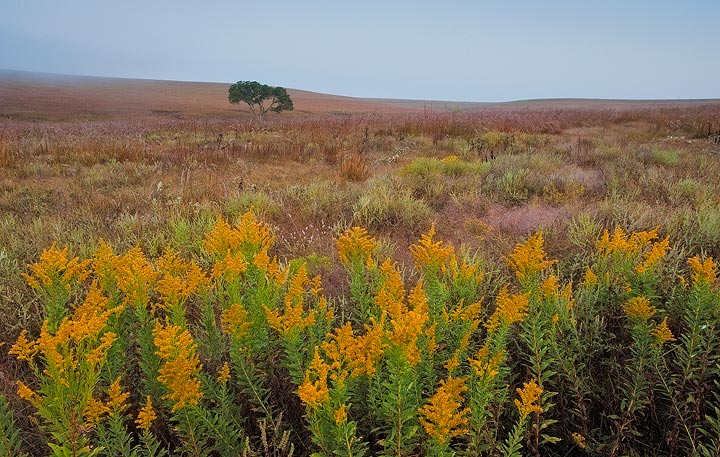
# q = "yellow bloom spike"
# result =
<box><xmin>374</xmin><ymin>259</ymin><xmax>406</xmax><ymax>319</ymax></box>
<box><xmin>652</xmin><ymin>317</ymin><xmax>676</xmax><ymax>343</ymax></box>
<box><xmin>84</xmin><ymin>397</ymin><xmax>110</xmax><ymax>426</ymax></box>
<box><xmin>419</xmin><ymin>377</ymin><xmax>470</xmax><ymax>444</ymax></box>
<box><xmin>334</xmin><ymin>404</ymin><xmax>348</xmax><ymax>426</ymax></box>
<box><xmin>505</xmin><ymin>232</ymin><xmax>557</xmax><ymax>280</ymax></box>
<box><xmin>598</xmin><ymin>226</ymin><xmax>659</xmax><ymax>256</ymax></box>
<box><xmin>583</xmin><ymin>268</ymin><xmax>598</xmax><ymax>286</ymax></box>
<box><xmin>410</xmin><ymin>224</ymin><xmax>455</xmax><ymax>272</ymax></box>
<box><xmin>9</xmin><ymin>329</ymin><xmax>37</xmax><ymax>362</ymax></box>
<box><xmin>298</xmin><ymin>347</ymin><xmax>330</xmax><ymax>408</ymax></box>
<box><xmin>115</xmin><ymin>246</ymin><xmax>158</xmax><ymax>307</ymax></box>
<box><xmin>688</xmin><ymin>256</ymin><xmax>717</xmax><ymax>285</ymax></box>
<box><xmin>221</xmin><ymin>303</ymin><xmax>253</xmax><ymax>341</ymax></box>
<box><xmin>16</xmin><ymin>381</ymin><xmax>36</xmax><ymax>403</ymax></box>
<box><xmin>153</xmin><ymin>321</ymin><xmax>203</xmax><ymax>411</ymax></box>
<box><xmin>485</xmin><ymin>286</ymin><xmax>530</xmax><ymax>333</ymax></box>
<box><xmin>107</xmin><ymin>378</ymin><xmax>130</xmax><ymax>413</ymax></box>
<box><xmin>217</xmin><ymin>362</ymin><xmax>231</xmax><ymax>384</ymax></box>
<box><xmin>471</xmin><ymin>343</ymin><xmax>504</xmax><ymax>380</ymax></box>
<box><xmin>336</xmin><ymin>227</ymin><xmax>379</xmax><ymax>264</ymax></box>
<box><xmin>22</xmin><ymin>243</ymin><xmax>91</xmax><ymax>291</ymax></box>
<box><xmin>623</xmin><ymin>296</ymin><xmax>656</xmax><ymax>320</ymax></box>
<box><xmin>136</xmin><ymin>396</ymin><xmax>157</xmax><ymax>431</ymax></box>
<box><xmin>514</xmin><ymin>379</ymin><xmax>544</xmax><ymax>419</ymax></box>
<box><xmin>636</xmin><ymin>237</ymin><xmax>670</xmax><ymax>274</ymax></box>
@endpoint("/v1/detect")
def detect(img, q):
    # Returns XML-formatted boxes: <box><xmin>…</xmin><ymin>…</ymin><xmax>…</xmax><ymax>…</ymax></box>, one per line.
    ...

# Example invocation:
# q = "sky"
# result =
<box><xmin>1</xmin><ymin>0</ymin><xmax>719</xmax><ymax>102</ymax></box>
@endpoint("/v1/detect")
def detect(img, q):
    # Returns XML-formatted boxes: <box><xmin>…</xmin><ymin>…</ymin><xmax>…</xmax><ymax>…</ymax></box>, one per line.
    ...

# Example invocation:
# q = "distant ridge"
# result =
<box><xmin>1</xmin><ymin>69</ymin><xmax>718</xmax><ymax>121</ymax></box>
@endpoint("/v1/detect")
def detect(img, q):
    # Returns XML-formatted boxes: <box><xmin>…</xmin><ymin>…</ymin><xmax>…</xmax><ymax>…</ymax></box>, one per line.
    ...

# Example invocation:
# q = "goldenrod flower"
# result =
<box><xmin>652</xmin><ymin>317</ymin><xmax>675</xmax><ymax>343</ymax></box>
<box><xmin>266</xmin><ymin>264</ymin><xmax>316</xmax><ymax>334</ymax></box>
<box><xmin>16</xmin><ymin>381</ymin><xmax>36</xmax><ymax>402</ymax></box>
<box><xmin>22</xmin><ymin>243</ymin><xmax>91</xmax><ymax>291</ymax></box>
<box><xmin>212</xmin><ymin>250</ymin><xmax>248</xmax><ymax>281</ymax></box>
<box><xmin>84</xmin><ymin>397</ymin><xmax>110</xmax><ymax>426</ymax></box>
<box><xmin>541</xmin><ymin>275</ymin><xmax>560</xmax><ymax>298</ymax></box>
<box><xmin>92</xmin><ymin>240</ymin><xmax>119</xmax><ymax>289</ymax></box>
<box><xmin>636</xmin><ymin>237</ymin><xmax>670</xmax><ymax>274</ymax></box>
<box><xmin>505</xmin><ymin>232</ymin><xmax>556</xmax><ymax>280</ymax></box>
<box><xmin>375</xmin><ymin>259</ymin><xmax>406</xmax><ymax>318</ymax></box>
<box><xmin>336</xmin><ymin>227</ymin><xmax>378</xmax><ymax>264</ymax></box>
<box><xmin>203</xmin><ymin>211</ymin><xmax>274</xmax><ymax>259</ymax></box>
<box><xmin>471</xmin><ymin>344</ymin><xmax>504</xmax><ymax>380</ymax></box>
<box><xmin>419</xmin><ymin>377</ymin><xmax>470</xmax><ymax>444</ymax></box>
<box><xmin>688</xmin><ymin>256</ymin><xmax>717</xmax><ymax>285</ymax></box>
<box><xmin>334</xmin><ymin>404</ymin><xmax>348</xmax><ymax>425</ymax></box>
<box><xmin>387</xmin><ymin>283</ymin><xmax>429</xmax><ymax>365</ymax></box>
<box><xmin>485</xmin><ymin>286</ymin><xmax>529</xmax><ymax>333</ymax></box>
<box><xmin>115</xmin><ymin>247</ymin><xmax>158</xmax><ymax>307</ymax></box>
<box><xmin>153</xmin><ymin>321</ymin><xmax>203</xmax><ymax>411</ymax></box>
<box><xmin>156</xmin><ymin>249</ymin><xmax>207</xmax><ymax>308</ymax></box>
<box><xmin>598</xmin><ymin>227</ymin><xmax>658</xmax><ymax>256</ymax></box>
<box><xmin>221</xmin><ymin>303</ymin><xmax>253</xmax><ymax>341</ymax></box>
<box><xmin>572</xmin><ymin>432</ymin><xmax>587</xmax><ymax>449</ymax></box>
<box><xmin>623</xmin><ymin>296</ymin><xmax>656</xmax><ymax>320</ymax></box>
<box><xmin>583</xmin><ymin>268</ymin><xmax>598</xmax><ymax>286</ymax></box>
<box><xmin>298</xmin><ymin>348</ymin><xmax>330</xmax><ymax>408</ymax></box>
<box><xmin>217</xmin><ymin>362</ymin><xmax>231</xmax><ymax>384</ymax></box>
<box><xmin>322</xmin><ymin>321</ymin><xmax>386</xmax><ymax>378</ymax></box>
<box><xmin>410</xmin><ymin>224</ymin><xmax>455</xmax><ymax>272</ymax></box>
<box><xmin>107</xmin><ymin>378</ymin><xmax>129</xmax><ymax>413</ymax></box>
<box><xmin>514</xmin><ymin>379</ymin><xmax>543</xmax><ymax>419</ymax></box>
<box><xmin>136</xmin><ymin>396</ymin><xmax>156</xmax><ymax>431</ymax></box>
<box><xmin>9</xmin><ymin>329</ymin><xmax>37</xmax><ymax>361</ymax></box>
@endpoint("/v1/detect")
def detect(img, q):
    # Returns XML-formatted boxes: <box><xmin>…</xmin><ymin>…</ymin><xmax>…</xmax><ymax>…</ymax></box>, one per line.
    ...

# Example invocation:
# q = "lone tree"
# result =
<box><xmin>228</xmin><ymin>81</ymin><xmax>294</xmax><ymax>119</ymax></box>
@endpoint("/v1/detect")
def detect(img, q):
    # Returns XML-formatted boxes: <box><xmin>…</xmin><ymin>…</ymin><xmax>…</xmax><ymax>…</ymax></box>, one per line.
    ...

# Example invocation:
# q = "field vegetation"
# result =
<box><xmin>1</xmin><ymin>101</ymin><xmax>720</xmax><ymax>455</ymax></box>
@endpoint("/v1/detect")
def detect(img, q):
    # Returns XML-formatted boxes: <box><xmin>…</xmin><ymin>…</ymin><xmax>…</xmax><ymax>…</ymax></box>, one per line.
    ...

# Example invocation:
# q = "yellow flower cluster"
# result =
<box><xmin>115</xmin><ymin>247</ymin><xmax>158</xmax><ymax>307</ymax></box>
<box><xmin>514</xmin><ymin>379</ymin><xmax>544</xmax><ymax>419</ymax></box>
<box><xmin>322</xmin><ymin>321</ymin><xmax>386</xmax><ymax>378</ymax></box>
<box><xmin>635</xmin><ymin>237</ymin><xmax>670</xmax><ymax>274</ymax></box>
<box><xmin>651</xmin><ymin>317</ymin><xmax>676</xmax><ymax>343</ymax></box>
<box><xmin>153</xmin><ymin>321</ymin><xmax>203</xmax><ymax>411</ymax></box>
<box><xmin>447</xmin><ymin>257</ymin><xmax>484</xmax><ymax>285</ymax></box>
<box><xmin>266</xmin><ymin>265</ymin><xmax>317</xmax><ymax>334</ymax></box>
<box><xmin>410</xmin><ymin>224</ymin><xmax>455</xmax><ymax>273</ymax></box>
<box><xmin>136</xmin><ymin>395</ymin><xmax>156</xmax><ymax>431</ymax></box>
<box><xmin>419</xmin><ymin>377</ymin><xmax>470</xmax><ymax>444</ymax></box>
<box><xmin>22</xmin><ymin>243</ymin><xmax>91</xmax><ymax>291</ymax></box>
<box><xmin>336</xmin><ymin>227</ymin><xmax>379</xmax><ymax>264</ymax></box>
<box><xmin>84</xmin><ymin>397</ymin><xmax>110</xmax><ymax>426</ymax></box>
<box><xmin>598</xmin><ymin>227</ymin><xmax>659</xmax><ymax>256</ymax></box>
<box><xmin>375</xmin><ymin>259</ymin><xmax>407</xmax><ymax>318</ymax></box>
<box><xmin>155</xmin><ymin>248</ymin><xmax>207</xmax><ymax>309</ymax></box>
<box><xmin>203</xmin><ymin>212</ymin><xmax>274</xmax><ymax>258</ymax></box>
<box><xmin>221</xmin><ymin>303</ymin><xmax>253</xmax><ymax>341</ymax></box>
<box><xmin>217</xmin><ymin>362</ymin><xmax>231</xmax><ymax>384</ymax></box>
<box><xmin>688</xmin><ymin>256</ymin><xmax>717</xmax><ymax>285</ymax></box>
<box><xmin>623</xmin><ymin>296</ymin><xmax>656</xmax><ymax>320</ymax></box>
<box><xmin>298</xmin><ymin>348</ymin><xmax>330</xmax><ymax>408</ymax></box>
<box><xmin>470</xmin><ymin>343</ymin><xmax>504</xmax><ymax>380</ymax></box>
<box><xmin>485</xmin><ymin>286</ymin><xmax>530</xmax><ymax>333</ymax></box>
<box><xmin>387</xmin><ymin>282</ymin><xmax>430</xmax><ymax>365</ymax></box>
<box><xmin>212</xmin><ymin>250</ymin><xmax>248</xmax><ymax>281</ymax></box>
<box><xmin>505</xmin><ymin>232</ymin><xmax>557</xmax><ymax>280</ymax></box>
<box><xmin>107</xmin><ymin>378</ymin><xmax>130</xmax><ymax>413</ymax></box>
<box><xmin>583</xmin><ymin>268</ymin><xmax>599</xmax><ymax>286</ymax></box>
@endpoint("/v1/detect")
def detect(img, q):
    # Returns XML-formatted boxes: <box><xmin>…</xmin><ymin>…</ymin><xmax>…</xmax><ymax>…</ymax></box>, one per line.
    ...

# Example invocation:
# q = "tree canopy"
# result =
<box><xmin>228</xmin><ymin>81</ymin><xmax>294</xmax><ymax>119</ymax></box>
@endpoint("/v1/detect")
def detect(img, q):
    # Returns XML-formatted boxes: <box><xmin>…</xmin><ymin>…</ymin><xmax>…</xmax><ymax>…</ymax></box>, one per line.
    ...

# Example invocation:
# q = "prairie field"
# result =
<box><xmin>1</xmin><ymin>74</ymin><xmax>720</xmax><ymax>456</ymax></box>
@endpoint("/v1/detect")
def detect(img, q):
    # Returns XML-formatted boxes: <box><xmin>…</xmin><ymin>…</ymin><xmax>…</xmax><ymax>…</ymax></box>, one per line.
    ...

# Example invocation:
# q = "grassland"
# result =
<box><xmin>1</xmin><ymin>73</ymin><xmax>720</xmax><ymax>456</ymax></box>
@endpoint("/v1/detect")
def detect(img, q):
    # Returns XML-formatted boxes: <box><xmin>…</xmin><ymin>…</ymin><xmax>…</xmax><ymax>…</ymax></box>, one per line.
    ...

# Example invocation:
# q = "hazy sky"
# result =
<box><xmin>1</xmin><ymin>0</ymin><xmax>718</xmax><ymax>101</ymax></box>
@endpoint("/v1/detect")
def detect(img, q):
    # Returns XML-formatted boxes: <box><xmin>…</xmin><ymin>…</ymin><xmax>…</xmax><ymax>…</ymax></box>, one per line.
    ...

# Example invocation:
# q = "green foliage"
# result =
<box><xmin>0</xmin><ymin>393</ymin><xmax>25</xmax><ymax>457</ymax></box>
<box><xmin>228</xmin><ymin>81</ymin><xmax>294</xmax><ymax>119</ymax></box>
